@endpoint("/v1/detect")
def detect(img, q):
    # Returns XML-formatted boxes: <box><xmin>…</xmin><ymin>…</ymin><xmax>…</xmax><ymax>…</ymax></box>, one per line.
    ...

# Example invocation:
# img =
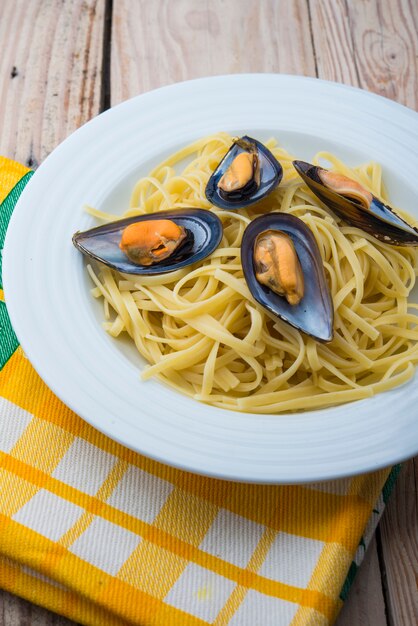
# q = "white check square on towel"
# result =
<box><xmin>228</xmin><ymin>589</ymin><xmax>298</xmax><ymax>626</ymax></box>
<box><xmin>164</xmin><ymin>562</ymin><xmax>235</xmax><ymax>622</ymax></box>
<box><xmin>69</xmin><ymin>516</ymin><xmax>141</xmax><ymax>575</ymax></box>
<box><xmin>259</xmin><ymin>531</ymin><xmax>324</xmax><ymax>588</ymax></box>
<box><xmin>107</xmin><ymin>465</ymin><xmax>173</xmax><ymax>522</ymax></box>
<box><xmin>52</xmin><ymin>438</ymin><xmax>117</xmax><ymax>495</ymax></box>
<box><xmin>199</xmin><ymin>508</ymin><xmax>265</xmax><ymax>567</ymax></box>
<box><xmin>13</xmin><ymin>489</ymin><xmax>83</xmax><ymax>541</ymax></box>
<box><xmin>0</xmin><ymin>398</ymin><xmax>32</xmax><ymax>452</ymax></box>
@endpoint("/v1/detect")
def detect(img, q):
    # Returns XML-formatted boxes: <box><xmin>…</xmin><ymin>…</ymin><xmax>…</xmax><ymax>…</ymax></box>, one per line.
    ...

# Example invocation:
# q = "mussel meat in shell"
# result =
<box><xmin>72</xmin><ymin>208</ymin><xmax>223</xmax><ymax>275</ymax></box>
<box><xmin>293</xmin><ymin>160</ymin><xmax>418</xmax><ymax>246</ymax></box>
<box><xmin>119</xmin><ymin>219</ymin><xmax>187</xmax><ymax>265</ymax></box>
<box><xmin>218</xmin><ymin>150</ymin><xmax>260</xmax><ymax>196</ymax></box>
<box><xmin>254</xmin><ymin>230</ymin><xmax>305</xmax><ymax>306</ymax></box>
<box><xmin>206</xmin><ymin>136</ymin><xmax>283</xmax><ymax>210</ymax></box>
<box><xmin>241</xmin><ymin>213</ymin><xmax>334</xmax><ymax>342</ymax></box>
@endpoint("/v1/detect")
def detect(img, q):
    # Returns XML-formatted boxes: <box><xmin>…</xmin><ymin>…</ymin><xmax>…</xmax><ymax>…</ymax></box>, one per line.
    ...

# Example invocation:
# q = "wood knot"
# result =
<box><xmin>26</xmin><ymin>155</ymin><xmax>39</xmax><ymax>169</ymax></box>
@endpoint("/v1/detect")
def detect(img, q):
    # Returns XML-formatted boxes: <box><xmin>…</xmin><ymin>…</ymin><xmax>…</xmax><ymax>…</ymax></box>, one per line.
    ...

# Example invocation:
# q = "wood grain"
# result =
<box><xmin>336</xmin><ymin>536</ymin><xmax>387</xmax><ymax>626</ymax></box>
<box><xmin>309</xmin><ymin>0</ymin><xmax>418</xmax><ymax>108</ymax></box>
<box><xmin>309</xmin><ymin>0</ymin><xmax>359</xmax><ymax>85</ymax></box>
<box><xmin>380</xmin><ymin>463</ymin><xmax>418</xmax><ymax>625</ymax></box>
<box><xmin>0</xmin><ymin>0</ymin><xmax>106</xmax><ymax>166</ymax></box>
<box><xmin>111</xmin><ymin>0</ymin><xmax>316</xmax><ymax>105</ymax></box>
<box><xmin>347</xmin><ymin>0</ymin><xmax>418</xmax><ymax>108</ymax></box>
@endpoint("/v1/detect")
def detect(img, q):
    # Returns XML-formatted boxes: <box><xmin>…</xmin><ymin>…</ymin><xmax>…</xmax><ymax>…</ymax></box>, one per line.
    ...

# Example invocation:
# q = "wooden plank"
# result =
<box><xmin>379</xmin><ymin>462</ymin><xmax>418</xmax><ymax>625</ymax></box>
<box><xmin>336</xmin><ymin>536</ymin><xmax>387</xmax><ymax>626</ymax></box>
<box><xmin>346</xmin><ymin>0</ymin><xmax>418</xmax><ymax>108</ymax></box>
<box><xmin>111</xmin><ymin>0</ymin><xmax>316</xmax><ymax>105</ymax></box>
<box><xmin>0</xmin><ymin>0</ymin><xmax>106</xmax><ymax>166</ymax></box>
<box><xmin>310</xmin><ymin>0</ymin><xmax>418</xmax><ymax>108</ymax></box>
<box><xmin>308</xmin><ymin>0</ymin><xmax>359</xmax><ymax>85</ymax></box>
<box><xmin>309</xmin><ymin>0</ymin><xmax>418</xmax><ymax>623</ymax></box>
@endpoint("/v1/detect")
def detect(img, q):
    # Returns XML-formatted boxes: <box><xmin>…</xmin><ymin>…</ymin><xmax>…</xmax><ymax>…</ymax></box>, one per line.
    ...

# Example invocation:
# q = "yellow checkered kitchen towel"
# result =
<box><xmin>0</xmin><ymin>157</ymin><xmax>399</xmax><ymax>626</ymax></box>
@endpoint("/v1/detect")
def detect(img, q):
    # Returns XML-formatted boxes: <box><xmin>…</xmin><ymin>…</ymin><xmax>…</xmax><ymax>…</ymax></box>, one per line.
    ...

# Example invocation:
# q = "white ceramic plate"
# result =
<box><xmin>4</xmin><ymin>74</ymin><xmax>418</xmax><ymax>484</ymax></box>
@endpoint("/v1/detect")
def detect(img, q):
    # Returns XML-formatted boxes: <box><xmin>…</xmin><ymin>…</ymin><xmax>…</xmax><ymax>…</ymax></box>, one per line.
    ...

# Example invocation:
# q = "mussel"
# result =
<box><xmin>72</xmin><ymin>208</ymin><xmax>223</xmax><ymax>275</ymax></box>
<box><xmin>254</xmin><ymin>230</ymin><xmax>304</xmax><ymax>306</ymax></box>
<box><xmin>293</xmin><ymin>161</ymin><xmax>418</xmax><ymax>246</ymax></box>
<box><xmin>206</xmin><ymin>136</ymin><xmax>283</xmax><ymax>210</ymax></box>
<box><xmin>119</xmin><ymin>219</ymin><xmax>187</xmax><ymax>265</ymax></box>
<box><xmin>241</xmin><ymin>213</ymin><xmax>334</xmax><ymax>342</ymax></box>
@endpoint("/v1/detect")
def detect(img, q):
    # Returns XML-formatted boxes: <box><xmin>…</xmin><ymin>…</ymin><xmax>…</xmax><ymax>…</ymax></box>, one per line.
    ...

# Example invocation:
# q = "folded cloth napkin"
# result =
<box><xmin>0</xmin><ymin>157</ymin><xmax>399</xmax><ymax>626</ymax></box>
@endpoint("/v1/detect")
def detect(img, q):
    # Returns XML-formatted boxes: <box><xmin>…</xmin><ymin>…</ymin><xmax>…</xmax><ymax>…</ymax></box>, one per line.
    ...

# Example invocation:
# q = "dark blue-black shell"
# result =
<box><xmin>72</xmin><ymin>208</ymin><xmax>223</xmax><ymax>275</ymax></box>
<box><xmin>205</xmin><ymin>136</ymin><xmax>283</xmax><ymax>210</ymax></box>
<box><xmin>241</xmin><ymin>213</ymin><xmax>334</xmax><ymax>342</ymax></box>
<box><xmin>293</xmin><ymin>160</ymin><xmax>418</xmax><ymax>246</ymax></box>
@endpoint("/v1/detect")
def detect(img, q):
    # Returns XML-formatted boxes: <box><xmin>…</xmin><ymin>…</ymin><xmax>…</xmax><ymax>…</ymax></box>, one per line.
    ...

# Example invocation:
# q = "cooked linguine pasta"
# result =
<box><xmin>86</xmin><ymin>132</ymin><xmax>418</xmax><ymax>413</ymax></box>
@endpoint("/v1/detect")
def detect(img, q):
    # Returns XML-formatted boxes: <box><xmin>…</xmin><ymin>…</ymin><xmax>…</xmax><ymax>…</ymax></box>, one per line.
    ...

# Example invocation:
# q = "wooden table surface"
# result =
<box><xmin>0</xmin><ymin>1</ymin><xmax>417</xmax><ymax>624</ymax></box>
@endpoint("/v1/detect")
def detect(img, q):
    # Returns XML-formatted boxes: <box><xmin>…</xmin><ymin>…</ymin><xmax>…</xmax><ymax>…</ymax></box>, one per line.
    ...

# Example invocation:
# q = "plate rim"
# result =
<box><xmin>4</xmin><ymin>73</ymin><xmax>418</xmax><ymax>483</ymax></box>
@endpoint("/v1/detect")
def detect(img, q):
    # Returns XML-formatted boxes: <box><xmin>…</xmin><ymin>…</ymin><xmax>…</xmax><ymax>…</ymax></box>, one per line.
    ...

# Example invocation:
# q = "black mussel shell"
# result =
<box><xmin>293</xmin><ymin>160</ymin><xmax>418</xmax><ymax>246</ymax></box>
<box><xmin>72</xmin><ymin>208</ymin><xmax>223</xmax><ymax>275</ymax></box>
<box><xmin>205</xmin><ymin>136</ymin><xmax>283</xmax><ymax>210</ymax></box>
<box><xmin>241</xmin><ymin>213</ymin><xmax>334</xmax><ymax>342</ymax></box>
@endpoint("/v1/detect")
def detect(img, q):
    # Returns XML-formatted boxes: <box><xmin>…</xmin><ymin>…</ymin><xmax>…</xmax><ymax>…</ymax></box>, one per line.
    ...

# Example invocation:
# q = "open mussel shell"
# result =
<box><xmin>205</xmin><ymin>136</ymin><xmax>283</xmax><ymax>210</ymax></box>
<box><xmin>72</xmin><ymin>208</ymin><xmax>223</xmax><ymax>275</ymax></box>
<box><xmin>241</xmin><ymin>213</ymin><xmax>334</xmax><ymax>342</ymax></box>
<box><xmin>293</xmin><ymin>160</ymin><xmax>418</xmax><ymax>246</ymax></box>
